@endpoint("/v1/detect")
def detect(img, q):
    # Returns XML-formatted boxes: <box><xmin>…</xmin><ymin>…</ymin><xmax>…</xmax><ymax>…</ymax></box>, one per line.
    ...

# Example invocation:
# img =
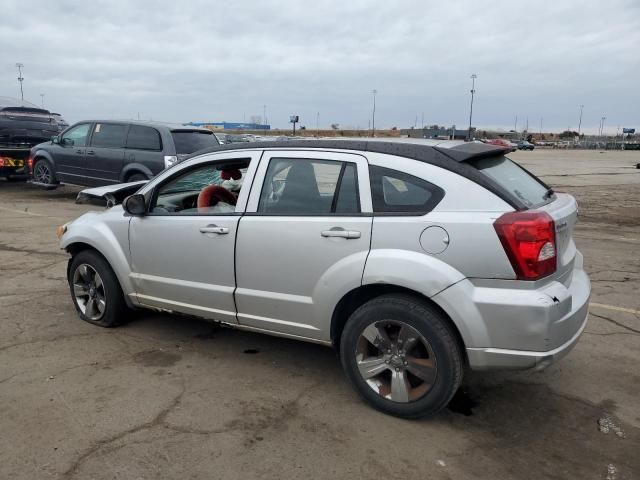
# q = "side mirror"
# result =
<box><xmin>51</xmin><ymin>135</ymin><xmax>60</xmax><ymax>144</ymax></box>
<box><xmin>61</xmin><ymin>137</ymin><xmax>74</xmax><ymax>146</ymax></box>
<box><xmin>122</xmin><ymin>194</ymin><xmax>146</xmax><ymax>216</ymax></box>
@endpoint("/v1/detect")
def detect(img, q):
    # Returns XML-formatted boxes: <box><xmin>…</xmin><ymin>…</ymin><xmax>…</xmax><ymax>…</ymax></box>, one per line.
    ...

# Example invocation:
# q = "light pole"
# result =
<box><xmin>601</xmin><ymin>116</ymin><xmax>606</xmax><ymax>141</ymax></box>
<box><xmin>316</xmin><ymin>111</ymin><xmax>320</xmax><ymax>137</ymax></box>
<box><xmin>577</xmin><ymin>105</ymin><xmax>584</xmax><ymax>137</ymax></box>
<box><xmin>467</xmin><ymin>74</ymin><xmax>477</xmax><ymax>141</ymax></box>
<box><xmin>40</xmin><ymin>93</ymin><xmax>45</xmax><ymax>108</ymax></box>
<box><xmin>371</xmin><ymin>89</ymin><xmax>377</xmax><ymax>137</ymax></box>
<box><xmin>15</xmin><ymin>63</ymin><xmax>24</xmax><ymax>103</ymax></box>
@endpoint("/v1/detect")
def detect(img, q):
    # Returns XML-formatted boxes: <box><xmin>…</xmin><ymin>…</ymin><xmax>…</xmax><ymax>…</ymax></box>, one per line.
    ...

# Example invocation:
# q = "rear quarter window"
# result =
<box><xmin>470</xmin><ymin>156</ymin><xmax>550</xmax><ymax>209</ymax></box>
<box><xmin>171</xmin><ymin>131</ymin><xmax>220</xmax><ymax>154</ymax></box>
<box><xmin>369</xmin><ymin>166</ymin><xmax>444</xmax><ymax>215</ymax></box>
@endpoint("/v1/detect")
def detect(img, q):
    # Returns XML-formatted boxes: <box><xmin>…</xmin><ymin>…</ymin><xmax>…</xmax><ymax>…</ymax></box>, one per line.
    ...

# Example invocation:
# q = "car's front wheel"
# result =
<box><xmin>32</xmin><ymin>158</ymin><xmax>58</xmax><ymax>186</ymax></box>
<box><xmin>68</xmin><ymin>250</ymin><xmax>128</xmax><ymax>327</ymax></box>
<box><xmin>340</xmin><ymin>294</ymin><xmax>463</xmax><ymax>418</ymax></box>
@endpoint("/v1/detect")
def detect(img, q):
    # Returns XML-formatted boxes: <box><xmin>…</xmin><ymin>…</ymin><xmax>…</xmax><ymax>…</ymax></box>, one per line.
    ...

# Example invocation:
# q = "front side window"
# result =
<box><xmin>61</xmin><ymin>123</ymin><xmax>91</xmax><ymax>147</ymax></box>
<box><xmin>258</xmin><ymin>158</ymin><xmax>359</xmax><ymax>215</ymax></box>
<box><xmin>150</xmin><ymin>159</ymin><xmax>250</xmax><ymax>215</ymax></box>
<box><xmin>126</xmin><ymin>125</ymin><xmax>162</xmax><ymax>151</ymax></box>
<box><xmin>369</xmin><ymin>166</ymin><xmax>444</xmax><ymax>214</ymax></box>
<box><xmin>90</xmin><ymin>123</ymin><xmax>128</xmax><ymax>148</ymax></box>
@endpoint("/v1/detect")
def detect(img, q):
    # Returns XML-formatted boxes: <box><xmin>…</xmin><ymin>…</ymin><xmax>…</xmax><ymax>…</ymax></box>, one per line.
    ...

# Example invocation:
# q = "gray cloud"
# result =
<box><xmin>2</xmin><ymin>0</ymin><xmax>638</xmax><ymax>132</ymax></box>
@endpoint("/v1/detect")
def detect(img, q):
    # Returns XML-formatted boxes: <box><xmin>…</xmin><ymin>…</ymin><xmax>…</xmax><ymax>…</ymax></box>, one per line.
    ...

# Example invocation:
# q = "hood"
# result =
<box><xmin>75</xmin><ymin>181</ymin><xmax>147</xmax><ymax>207</ymax></box>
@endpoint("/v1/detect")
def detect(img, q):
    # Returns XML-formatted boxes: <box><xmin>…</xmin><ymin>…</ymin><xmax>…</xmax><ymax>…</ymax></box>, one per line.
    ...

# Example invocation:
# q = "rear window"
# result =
<box><xmin>171</xmin><ymin>131</ymin><xmax>219</xmax><ymax>154</ymax></box>
<box><xmin>471</xmin><ymin>156</ymin><xmax>549</xmax><ymax>209</ymax></box>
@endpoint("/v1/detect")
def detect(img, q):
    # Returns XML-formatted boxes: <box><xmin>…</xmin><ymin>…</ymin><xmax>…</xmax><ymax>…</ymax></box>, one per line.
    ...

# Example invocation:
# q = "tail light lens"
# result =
<box><xmin>27</xmin><ymin>155</ymin><xmax>34</xmax><ymax>172</ymax></box>
<box><xmin>494</xmin><ymin>211</ymin><xmax>557</xmax><ymax>280</ymax></box>
<box><xmin>0</xmin><ymin>157</ymin><xmax>5</xmax><ymax>168</ymax></box>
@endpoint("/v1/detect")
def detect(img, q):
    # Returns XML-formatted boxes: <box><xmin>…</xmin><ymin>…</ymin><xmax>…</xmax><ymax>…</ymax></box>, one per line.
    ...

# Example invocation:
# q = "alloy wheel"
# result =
<box><xmin>72</xmin><ymin>264</ymin><xmax>107</xmax><ymax>321</ymax></box>
<box><xmin>355</xmin><ymin>320</ymin><xmax>437</xmax><ymax>403</ymax></box>
<box><xmin>34</xmin><ymin>162</ymin><xmax>52</xmax><ymax>184</ymax></box>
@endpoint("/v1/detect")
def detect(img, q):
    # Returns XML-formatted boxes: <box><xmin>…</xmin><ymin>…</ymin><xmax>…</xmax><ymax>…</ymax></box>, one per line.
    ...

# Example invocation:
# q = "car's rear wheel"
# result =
<box><xmin>68</xmin><ymin>250</ymin><xmax>127</xmax><ymax>327</ymax></box>
<box><xmin>33</xmin><ymin>158</ymin><xmax>57</xmax><ymax>186</ymax></box>
<box><xmin>340</xmin><ymin>294</ymin><xmax>463</xmax><ymax>418</ymax></box>
<box><xmin>126</xmin><ymin>172</ymin><xmax>148</xmax><ymax>182</ymax></box>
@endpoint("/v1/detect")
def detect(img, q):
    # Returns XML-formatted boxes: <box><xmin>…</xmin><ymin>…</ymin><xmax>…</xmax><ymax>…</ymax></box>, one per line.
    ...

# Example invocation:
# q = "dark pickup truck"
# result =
<box><xmin>0</xmin><ymin>104</ymin><xmax>59</xmax><ymax>181</ymax></box>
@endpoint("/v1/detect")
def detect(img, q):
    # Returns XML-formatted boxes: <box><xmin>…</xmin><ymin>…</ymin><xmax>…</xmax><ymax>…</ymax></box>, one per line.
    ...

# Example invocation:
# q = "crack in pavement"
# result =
<box><xmin>0</xmin><ymin>333</ymin><xmax>106</xmax><ymax>354</ymax></box>
<box><xmin>61</xmin><ymin>384</ymin><xmax>188</xmax><ymax>479</ymax></box>
<box><xmin>0</xmin><ymin>242</ymin><xmax>66</xmax><ymax>257</ymax></box>
<box><xmin>590</xmin><ymin>312</ymin><xmax>640</xmax><ymax>335</ymax></box>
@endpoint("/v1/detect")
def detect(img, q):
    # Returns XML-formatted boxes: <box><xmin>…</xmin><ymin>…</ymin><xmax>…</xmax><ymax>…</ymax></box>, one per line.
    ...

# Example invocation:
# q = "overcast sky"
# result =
<box><xmin>1</xmin><ymin>0</ymin><xmax>638</xmax><ymax>133</ymax></box>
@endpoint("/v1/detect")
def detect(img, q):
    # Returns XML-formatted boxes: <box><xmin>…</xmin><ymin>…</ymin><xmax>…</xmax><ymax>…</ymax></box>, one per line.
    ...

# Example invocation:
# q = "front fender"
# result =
<box><xmin>60</xmin><ymin>210</ymin><xmax>134</xmax><ymax>298</ymax></box>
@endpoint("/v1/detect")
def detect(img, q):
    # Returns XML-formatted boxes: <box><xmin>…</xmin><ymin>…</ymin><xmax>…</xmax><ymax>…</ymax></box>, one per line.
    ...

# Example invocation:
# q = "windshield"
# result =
<box><xmin>171</xmin><ymin>131</ymin><xmax>219</xmax><ymax>154</ymax></box>
<box><xmin>470</xmin><ymin>155</ymin><xmax>550</xmax><ymax>209</ymax></box>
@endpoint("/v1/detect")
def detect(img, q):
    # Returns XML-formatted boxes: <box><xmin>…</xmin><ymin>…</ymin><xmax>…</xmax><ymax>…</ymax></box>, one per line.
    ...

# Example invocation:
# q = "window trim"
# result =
<box><xmin>255</xmin><ymin>157</ymin><xmax>362</xmax><ymax>217</ymax></box>
<box><xmin>125</xmin><ymin>125</ymin><xmax>163</xmax><ymax>152</ymax></box>
<box><xmin>88</xmin><ymin>122</ymin><xmax>130</xmax><ymax>149</ymax></box>
<box><xmin>145</xmin><ymin>157</ymin><xmax>253</xmax><ymax>217</ymax></box>
<box><xmin>369</xmin><ymin>165</ymin><xmax>445</xmax><ymax>216</ymax></box>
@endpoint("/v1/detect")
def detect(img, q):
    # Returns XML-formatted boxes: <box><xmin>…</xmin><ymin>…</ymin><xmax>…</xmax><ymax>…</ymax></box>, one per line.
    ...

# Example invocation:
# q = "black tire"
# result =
<box><xmin>68</xmin><ymin>250</ymin><xmax>128</xmax><ymax>327</ymax></box>
<box><xmin>340</xmin><ymin>294</ymin><xmax>463</xmax><ymax>418</ymax></box>
<box><xmin>126</xmin><ymin>172</ymin><xmax>148</xmax><ymax>182</ymax></box>
<box><xmin>32</xmin><ymin>158</ymin><xmax>58</xmax><ymax>186</ymax></box>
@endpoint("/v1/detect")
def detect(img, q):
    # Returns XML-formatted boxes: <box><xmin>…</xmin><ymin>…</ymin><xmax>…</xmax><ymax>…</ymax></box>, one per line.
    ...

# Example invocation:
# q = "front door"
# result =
<box><xmin>235</xmin><ymin>150</ymin><xmax>372</xmax><ymax>342</ymax></box>
<box><xmin>85</xmin><ymin>122</ymin><xmax>128</xmax><ymax>185</ymax></box>
<box><xmin>55</xmin><ymin>122</ymin><xmax>92</xmax><ymax>183</ymax></box>
<box><xmin>129</xmin><ymin>153</ymin><xmax>260</xmax><ymax>323</ymax></box>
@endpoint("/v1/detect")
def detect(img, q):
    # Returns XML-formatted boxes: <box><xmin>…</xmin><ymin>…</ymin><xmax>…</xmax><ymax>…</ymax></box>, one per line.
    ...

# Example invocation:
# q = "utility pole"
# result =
<box><xmin>601</xmin><ymin>116</ymin><xmax>606</xmax><ymax>141</ymax></box>
<box><xmin>467</xmin><ymin>74</ymin><xmax>477</xmax><ymax>141</ymax></box>
<box><xmin>15</xmin><ymin>63</ymin><xmax>24</xmax><ymax>103</ymax></box>
<box><xmin>577</xmin><ymin>105</ymin><xmax>584</xmax><ymax>137</ymax></box>
<box><xmin>540</xmin><ymin>117</ymin><xmax>543</xmax><ymax>137</ymax></box>
<box><xmin>40</xmin><ymin>93</ymin><xmax>45</xmax><ymax>108</ymax></box>
<box><xmin>316</xmin><ymin>111</ymin><xmax>320</xmax><ymax>137</ymax></box>
<box><xmin>263</xmin><ymin>105</ymin><xmax>266</xmax><ymax>125</ymax></box>
<box><xmin>371</xmin><ymin>89</ymin><xmax>377</xmax><ymax>137</ymax></box>
<box><xmin>514</xmin><ymin>115</ymin><xmax>518</xmax><ymax>134</ymax></box>
<box><xmin>421</xmin><ymin>112</ymin><xmax>424</xmax><ymax>129</ymax></box>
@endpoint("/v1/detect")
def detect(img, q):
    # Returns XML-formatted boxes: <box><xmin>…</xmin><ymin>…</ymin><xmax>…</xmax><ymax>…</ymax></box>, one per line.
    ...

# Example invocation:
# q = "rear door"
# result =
<box><xmin>235</xmin><ymin>150</ymin><xmax>372</xmax><ymax>342</ymax></box>
<box><xmin>85</xmin><ymin>122</ymin><xmax>128</xmax><ymax>185</ymax></box>
<box><xmin>124</xmin><ymin>124</ymin><xmax>164</xmax><ymax>178</ymax></box>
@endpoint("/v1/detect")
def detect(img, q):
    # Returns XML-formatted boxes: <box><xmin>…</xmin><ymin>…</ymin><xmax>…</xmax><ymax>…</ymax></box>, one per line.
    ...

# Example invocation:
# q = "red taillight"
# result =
<box><xmin>0</xmin><ymin>157</ymin><xmax>5</xmax><ymax>168</ymax></box>
<box><xmin>494</xmin><ymin>211</ymin><xmax>557</xmax><ymax>280</ymax></box>
<box><xmin>27</xmin><ymin>155</ymin><xmax>33</xmax><ymax>172</ymax></box>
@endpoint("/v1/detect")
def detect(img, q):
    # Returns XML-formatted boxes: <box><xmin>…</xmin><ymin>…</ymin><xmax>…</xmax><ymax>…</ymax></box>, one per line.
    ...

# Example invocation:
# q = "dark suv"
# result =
<box><xmin>30</xmin><ymin>120</ymin><xmax>220</xmax><ymax>187</ymax></box>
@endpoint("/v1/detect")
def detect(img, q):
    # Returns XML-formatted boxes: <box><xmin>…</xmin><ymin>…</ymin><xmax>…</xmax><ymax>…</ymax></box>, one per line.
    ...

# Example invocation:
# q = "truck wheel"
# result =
<box><xmin>340</xmin><ymin>294</ymin><xmax>463</xmax><ymax>418</ymax></box>
<box><xmin>33</xmin><ymin>159</ymin><xmax>57</xmax><ymax>186</ymax></box>
<box><xmin>68</xmin><ymin>250</ymin><xmax>128</xmax><ymax>327</ymax></box>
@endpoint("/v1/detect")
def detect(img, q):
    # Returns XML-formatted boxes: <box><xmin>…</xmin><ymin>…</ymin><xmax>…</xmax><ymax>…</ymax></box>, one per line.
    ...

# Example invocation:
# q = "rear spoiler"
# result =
<box><xmin>75</xmin><ymin>181</ymin><xmax>147</xmax><ymax>207</ymax></box>
<box><xmin>434</xmin><ymin>143</ymin><xmax>510</xmax><ymax>162</ymax></box>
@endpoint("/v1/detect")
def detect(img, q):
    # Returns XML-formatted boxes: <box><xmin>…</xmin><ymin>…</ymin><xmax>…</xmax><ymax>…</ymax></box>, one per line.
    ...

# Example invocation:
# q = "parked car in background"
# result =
<box><xmin>59</xmin><ymin>139</ymin><xmax>590</xmax><ymax>418</ymax></box>
<box><xmin>51</xmin><ymin>113</ymin><xmax>69</xmax><ymax>132</ymax></box>
<box><xmin>517</xmin><ymin>140</ymin><xmax>535</xmax><ymax>150</ymax></box>
<box><xmin>0</xmin><ymin>99</ymin><xmax>59</xmax><ymax>181</ymax></box>
<box><xmin>483</xmin><ymin>138</ymin><xmax>516</xmax><ymax>152</ymax></box>
<box><xmin>29</xmin><ymin>120</ymin><xmax>219</xmax><ymax>187</ymax></box>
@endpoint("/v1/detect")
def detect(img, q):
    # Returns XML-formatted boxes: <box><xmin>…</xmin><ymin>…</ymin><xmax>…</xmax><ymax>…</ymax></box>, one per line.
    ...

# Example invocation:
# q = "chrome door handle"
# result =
<box><xmin>200</xmin><ymin>225</ymin><xmax>229</xmax><ymax>235</ymax></box>
<box><xmin>86</xmin><ymin>150</ymin><xmax>95</xmax><ymax>155</ymax></box>
<box><xmin>321</xmin><ymin>229</ymin><xmax>361</xmax><ymax>239</ymax></box>
<box><xmin>75</xmin><ymin>149</ymin><xmax>84</xmax><ymax>154</ymax></box>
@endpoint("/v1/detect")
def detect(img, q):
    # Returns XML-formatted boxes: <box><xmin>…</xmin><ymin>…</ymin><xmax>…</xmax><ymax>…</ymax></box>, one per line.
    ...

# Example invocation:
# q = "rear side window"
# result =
<box><xmin>369</xmin><ymin>166</ymin><xmax>444</xmax><ymax>214</ymax></box>
<box><xmin>90</xmin><ymin>123</ymin><xmax>128</xmax><ymax>148</ymax></box>
<box><xmin>470</xmin><ymin>156</ymin><xmax>549</xmax><ymax>209</ymax></box>
<box><xmin>171</xmin><ymin>131</ymin><xmax>220</xmax><ymax>154</ymax></box>
<box><xmin>258</xmin><ymin>158</ymin><xmax>360</xmax><ymax>215</ymax></box>
<box><xmin>126</xmin><ymin>125</ymin><xmax>162</xmax><ymax>151</ymax></box>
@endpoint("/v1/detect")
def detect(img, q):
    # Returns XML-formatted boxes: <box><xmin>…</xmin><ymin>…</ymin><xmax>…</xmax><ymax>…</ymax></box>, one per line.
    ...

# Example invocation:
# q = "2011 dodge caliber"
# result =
<box><xmin>58</xmin><ymin>139</ymin><xmax>590</xmax><ymax>418</ymax></box>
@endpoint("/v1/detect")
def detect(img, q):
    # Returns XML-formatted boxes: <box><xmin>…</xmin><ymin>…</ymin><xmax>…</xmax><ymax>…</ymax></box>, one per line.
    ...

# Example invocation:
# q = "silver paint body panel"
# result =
<box><xmin>61</xmin><ymin>143</ymin><xmax>590</xmax><ymax>370</ymax></box>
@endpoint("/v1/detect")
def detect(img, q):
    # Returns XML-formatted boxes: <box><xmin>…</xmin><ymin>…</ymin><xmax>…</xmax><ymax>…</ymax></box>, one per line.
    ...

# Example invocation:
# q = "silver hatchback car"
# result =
<box><xmin>59</xmin><ymin>140</ymin><xmax>590</xmax><ymax>418</ymax></box>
